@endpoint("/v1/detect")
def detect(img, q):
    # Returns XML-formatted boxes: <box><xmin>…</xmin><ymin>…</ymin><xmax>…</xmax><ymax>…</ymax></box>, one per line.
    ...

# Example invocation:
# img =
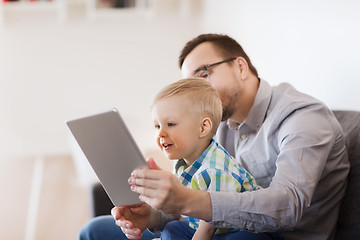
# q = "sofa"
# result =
<box><xmin>88</xmin><ymin>110</ymin><xmax>360</xmax><ymax>239</ymax></box>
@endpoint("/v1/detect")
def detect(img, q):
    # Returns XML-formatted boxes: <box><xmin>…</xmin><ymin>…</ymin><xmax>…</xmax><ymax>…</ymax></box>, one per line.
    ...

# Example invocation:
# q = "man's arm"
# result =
<box><xmin>129</xmin><ymin>159</ymin><xmax>213</xmax><ymax>221</ymax></box>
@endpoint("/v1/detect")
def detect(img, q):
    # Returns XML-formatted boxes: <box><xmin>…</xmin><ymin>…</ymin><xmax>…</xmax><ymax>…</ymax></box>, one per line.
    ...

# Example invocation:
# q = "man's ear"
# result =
<box><xmin>236</xmin><ymin>57</ymin><xmax>249</xmax><ymax>79</ymax></box>
<box><xmin>199</xmin><ymin>117</ymin><xmax>212</xmax><ymax>138</ymax></box>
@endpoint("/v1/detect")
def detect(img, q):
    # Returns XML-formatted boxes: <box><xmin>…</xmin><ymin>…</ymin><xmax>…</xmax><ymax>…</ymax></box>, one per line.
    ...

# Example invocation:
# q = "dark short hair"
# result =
<box><xmin>178</xmin><ymin>33</ymin><xmax>258</xmax><ymax>77</ymax></box>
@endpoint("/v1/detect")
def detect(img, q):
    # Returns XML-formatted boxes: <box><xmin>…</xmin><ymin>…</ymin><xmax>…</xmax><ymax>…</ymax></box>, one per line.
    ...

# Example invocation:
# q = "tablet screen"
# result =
<box><xmin>66</xmin><ymin>108</ymin><xmax>148</xmax><ymax>207</ymax></box>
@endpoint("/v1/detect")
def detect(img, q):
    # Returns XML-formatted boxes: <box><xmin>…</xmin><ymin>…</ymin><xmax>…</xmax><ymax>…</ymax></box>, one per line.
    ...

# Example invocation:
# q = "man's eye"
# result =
<box><xmin>197</xmin><ymin>70</ymin><xmax>208</xmax><ymax>78</ymax></box>
<box><xmin>198</xmin><ymin>72</ymin><xmax>208</xmax><ymax>78</ymax></box>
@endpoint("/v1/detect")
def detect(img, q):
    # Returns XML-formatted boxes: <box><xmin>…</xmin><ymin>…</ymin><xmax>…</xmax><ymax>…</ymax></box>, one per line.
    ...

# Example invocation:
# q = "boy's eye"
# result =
<box><xmin>168</xmin><ymin>122</ymin><xmax>176</xmax><ymax>127</ymax></box>
<box><xmin>154</xmin><ymin>124</ymin><xmax>160</xmax><ymax>129</ymax></box>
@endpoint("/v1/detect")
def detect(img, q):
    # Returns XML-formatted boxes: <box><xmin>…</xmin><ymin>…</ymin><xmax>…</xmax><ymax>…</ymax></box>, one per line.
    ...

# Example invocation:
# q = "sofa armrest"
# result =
<box><xmin>333</xmin><ymin>111</ymin><xmax>360</xmax><ymax>239</ymax></box>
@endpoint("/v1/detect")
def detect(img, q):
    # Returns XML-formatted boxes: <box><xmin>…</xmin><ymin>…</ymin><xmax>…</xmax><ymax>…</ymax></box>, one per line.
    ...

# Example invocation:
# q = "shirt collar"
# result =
<box><xmin>227</xmin><ymin>79</ymin><xmax>272</xmax><ymax>132</ymax></box>
<box><xmin>175</xmin><ymin>139</ymin><xmax>217</xmax><ymax>185</ymax></box>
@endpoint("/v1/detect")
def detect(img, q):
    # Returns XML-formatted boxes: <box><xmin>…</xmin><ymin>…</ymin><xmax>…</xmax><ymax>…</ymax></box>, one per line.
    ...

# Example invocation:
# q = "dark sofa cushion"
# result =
<box><xmin>90</xmin><ymin>182</ymin><xmax>114</xmax><ymax>217</ymax></box>
<box><xmin>333</xmin><ymin>111</ymin><xmax>360</xmax><ymax>239</ymax></box>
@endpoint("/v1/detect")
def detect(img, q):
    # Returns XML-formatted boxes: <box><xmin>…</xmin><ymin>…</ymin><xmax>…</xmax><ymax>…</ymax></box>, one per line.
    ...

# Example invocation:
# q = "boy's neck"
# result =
<box><xmin>183</xmin><ymin>138</ymin><xmax>213</xmax><ymax>168</ymax></box>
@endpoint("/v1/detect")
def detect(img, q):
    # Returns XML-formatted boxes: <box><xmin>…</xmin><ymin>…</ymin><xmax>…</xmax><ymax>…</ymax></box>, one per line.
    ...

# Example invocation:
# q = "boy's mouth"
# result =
<box><xmin>162</xmin><ymin>143</ymin><xmax>173</xmax><ymax>150</ymax></box>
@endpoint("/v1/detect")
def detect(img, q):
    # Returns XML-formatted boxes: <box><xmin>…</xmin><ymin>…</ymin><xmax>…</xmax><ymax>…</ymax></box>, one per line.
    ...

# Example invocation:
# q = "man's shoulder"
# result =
<box><xmin>267</xmin><ymin>83</ymin><xmax>345</xmax><ymax>143</ymax></box>
<box><xmin>269</xmin><ymin>82</ymin><xmax>330</xmax><ymax>122</ymax></box>
<box><xmin>271</xmin><ymin>82</ymin><xmax>321</xmax><ymax>109</ymax></box>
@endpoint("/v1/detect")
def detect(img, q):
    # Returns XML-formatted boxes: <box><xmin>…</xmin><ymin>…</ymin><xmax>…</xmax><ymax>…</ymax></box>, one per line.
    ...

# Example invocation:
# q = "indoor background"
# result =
<box><xmin>0</xmin><ymin>0</ymin><xmax>359</xmax><ymax>239</ymax></box>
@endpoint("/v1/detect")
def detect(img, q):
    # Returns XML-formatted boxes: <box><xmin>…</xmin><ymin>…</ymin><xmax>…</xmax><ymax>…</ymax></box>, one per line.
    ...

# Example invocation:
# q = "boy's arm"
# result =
<box><xmin>192</xmin><ymin>220</ymin><xmax>216</xmax><ymax>240</ymax></box>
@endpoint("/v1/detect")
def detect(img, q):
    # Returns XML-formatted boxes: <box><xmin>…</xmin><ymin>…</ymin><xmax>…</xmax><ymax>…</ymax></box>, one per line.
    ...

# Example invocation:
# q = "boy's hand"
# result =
<box><xmin>111</xmin><ymin>158</ymin><xmax>165</xmax><ymax>239</ymax></box>
<box><xmin>111</xmin><ymin>204</ymin><xmax>148</xmax><ymax>239</ymax></box>
<box><xmin>192</xmin><ymin>220</ymin><xmax>216</xmax><ymax>240</ymax></box>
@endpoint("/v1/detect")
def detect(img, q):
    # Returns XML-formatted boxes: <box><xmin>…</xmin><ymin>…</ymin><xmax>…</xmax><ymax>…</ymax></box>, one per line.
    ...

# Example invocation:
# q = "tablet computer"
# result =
<box><xmin>66</xmin><ymin>108</ymin><xmax>148</xmax><ymax>207</ymax></box>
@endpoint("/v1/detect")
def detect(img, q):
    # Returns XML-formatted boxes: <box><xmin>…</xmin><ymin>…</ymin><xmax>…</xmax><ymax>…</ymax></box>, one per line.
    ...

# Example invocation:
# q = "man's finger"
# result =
<box><xmin>131</xmin><ymin>168</ymin><xmax>165</xmax><ymax>180</ymax></box>
<box><xmin>138</xmin><ymin>195</ymin><xmax>163</xmax><ymax>211</ymax></box>
<box><xmin>131</xmin><ymin>185</ymin><xmax>159</xmax><ymax>199</ymax></box>
<box><xmin>128</xmin><ymin>177</ymin><xmax>160</xmax><ymax>188</ymax></box>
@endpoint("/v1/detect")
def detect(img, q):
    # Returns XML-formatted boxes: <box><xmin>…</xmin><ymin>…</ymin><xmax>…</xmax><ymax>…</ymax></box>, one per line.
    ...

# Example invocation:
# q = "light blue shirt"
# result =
<box><xmin>211</xmin><ymin>79</ymin><xmax>349</xmax><ymax>240</ymax></box>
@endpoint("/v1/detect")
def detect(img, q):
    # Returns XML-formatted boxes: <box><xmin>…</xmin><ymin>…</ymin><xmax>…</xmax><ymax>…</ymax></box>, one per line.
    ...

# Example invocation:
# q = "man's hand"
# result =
<box><xmin>128</xmin><ymin>158</ymin><xmax>189</xmax><ymax>214</ymax></box>
<box><xmin>111</xmin><ymin>204</ymin><xmax>161</xmax><ymax>239</ymax></box>
<box><xmin>128</xmin><ymin>158</ymin><xmax>212</xmax><ymax>221</ymax></box>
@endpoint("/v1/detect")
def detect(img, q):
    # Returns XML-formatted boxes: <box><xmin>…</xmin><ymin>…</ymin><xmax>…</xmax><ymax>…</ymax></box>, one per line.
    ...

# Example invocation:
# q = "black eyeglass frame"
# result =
<box><xmin>194</xmin><ymin>57</ymin><xmax>236</xmax><ymax>77</ymax></box>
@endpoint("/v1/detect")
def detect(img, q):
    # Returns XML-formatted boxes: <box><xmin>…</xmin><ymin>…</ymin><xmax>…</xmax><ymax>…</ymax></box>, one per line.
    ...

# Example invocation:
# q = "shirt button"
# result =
<box><xmin>241</xmin><ymin>134</ymin><xmax>247</xmax><ymax>140</ymax></box>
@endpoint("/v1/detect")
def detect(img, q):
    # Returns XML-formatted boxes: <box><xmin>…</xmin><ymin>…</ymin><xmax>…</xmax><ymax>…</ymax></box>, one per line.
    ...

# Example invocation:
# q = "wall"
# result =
<box><xmin>0</xmin><ymin>1</ymin><xmax>202</xmax><ymax>238</ymax></box>
<box><xmin>0</xmin><ymin>0</ymin><xmax>202</xmax><ymax>158</ymax></box>
<box><xmin>1</xmin><ymin>0</ymin><xmax>358</xmax><ymax>159</ymax></box>
<box><xmin>1</xmin><ymin>0</ymin><xmax>359</xmax><ymax>182</ymax></box>
<box><xmin>201</xmin><ymin>0</ymin><xmax>360</xmax><ymax>111</ymax></box>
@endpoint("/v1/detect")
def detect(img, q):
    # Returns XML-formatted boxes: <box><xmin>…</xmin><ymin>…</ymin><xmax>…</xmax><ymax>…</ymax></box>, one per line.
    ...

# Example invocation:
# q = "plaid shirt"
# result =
<box><xmin>174</xmin><ymin>139</ymin><xmax>258</xmax><ymax>233</ymax></box>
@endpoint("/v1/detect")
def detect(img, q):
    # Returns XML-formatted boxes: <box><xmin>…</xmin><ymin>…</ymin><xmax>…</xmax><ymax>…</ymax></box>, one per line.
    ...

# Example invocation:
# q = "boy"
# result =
<box><xmin>151</xmin><ymin>78</ymin><xmax>259</xmax><ymax>239</ymax></box>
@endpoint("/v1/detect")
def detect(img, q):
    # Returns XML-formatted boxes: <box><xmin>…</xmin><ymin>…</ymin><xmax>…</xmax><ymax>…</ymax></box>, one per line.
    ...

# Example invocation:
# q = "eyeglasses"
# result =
<box><xmin>194</xmin><ymin>57</ymin><xmax>236</xmax><ymax>79</ymax></box>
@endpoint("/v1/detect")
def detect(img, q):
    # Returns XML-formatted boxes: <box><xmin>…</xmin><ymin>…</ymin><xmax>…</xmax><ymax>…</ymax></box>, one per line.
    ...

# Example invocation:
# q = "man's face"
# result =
<box><xmin>181</xmin><ymin>42</ymin><xmax>242</xmax><ymax>121</ymax></box>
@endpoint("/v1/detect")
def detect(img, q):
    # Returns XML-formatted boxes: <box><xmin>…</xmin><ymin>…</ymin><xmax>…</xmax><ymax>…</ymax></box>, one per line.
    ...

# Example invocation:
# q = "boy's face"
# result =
<box><xmin>152</xmin><ymin>95</ymin><xmax>205</xmax><ymax>163</ymax></box>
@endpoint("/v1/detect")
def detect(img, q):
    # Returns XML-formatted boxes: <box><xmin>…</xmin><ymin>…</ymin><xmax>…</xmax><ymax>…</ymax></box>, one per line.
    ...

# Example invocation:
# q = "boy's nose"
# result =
<box><xmin>158</xmin><ymin>128</ymin><xmax>167</xmax><ymax>138</ymax></box>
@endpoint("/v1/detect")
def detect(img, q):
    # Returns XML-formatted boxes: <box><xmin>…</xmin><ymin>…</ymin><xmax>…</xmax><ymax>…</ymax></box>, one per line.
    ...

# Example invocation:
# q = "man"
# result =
<box><xmin>80</xmin><ymin>34</ymin><xmax>349</xmax><ymax>240</ymax></box>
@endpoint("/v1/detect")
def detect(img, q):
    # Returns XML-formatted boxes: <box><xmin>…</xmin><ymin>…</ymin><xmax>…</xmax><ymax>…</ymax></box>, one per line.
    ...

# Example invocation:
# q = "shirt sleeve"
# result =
<box><xmin>209</xmin><ymin>107</ymin><xmax>345</xmax><ymax>232</ymax></box>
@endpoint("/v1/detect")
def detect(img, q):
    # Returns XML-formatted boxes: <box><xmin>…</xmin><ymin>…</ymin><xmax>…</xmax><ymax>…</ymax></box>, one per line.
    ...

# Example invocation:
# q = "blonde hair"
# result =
<box><xmin>153</xmin><ymin>78</ymin><xmax>222</xmax><ymax>136</ymax></box>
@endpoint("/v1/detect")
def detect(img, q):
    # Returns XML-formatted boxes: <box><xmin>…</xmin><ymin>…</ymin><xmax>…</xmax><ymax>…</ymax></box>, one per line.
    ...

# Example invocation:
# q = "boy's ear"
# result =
<box><xmin>199</xmin><ymin>117</ymin><xmax>212</xmax><ymax>138</ymax></box>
